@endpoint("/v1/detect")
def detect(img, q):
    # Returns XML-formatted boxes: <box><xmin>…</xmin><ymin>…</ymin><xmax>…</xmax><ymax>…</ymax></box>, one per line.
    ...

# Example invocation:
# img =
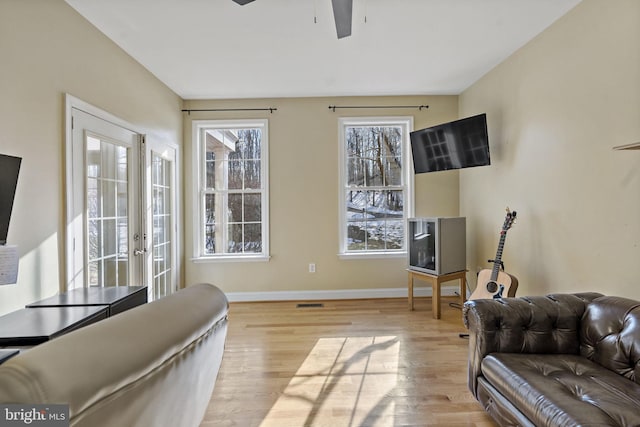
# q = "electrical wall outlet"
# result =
<box><xmin>309</xmin><ymin>263</ymin><xmax>316</xmax><ymax>273</ymax></box>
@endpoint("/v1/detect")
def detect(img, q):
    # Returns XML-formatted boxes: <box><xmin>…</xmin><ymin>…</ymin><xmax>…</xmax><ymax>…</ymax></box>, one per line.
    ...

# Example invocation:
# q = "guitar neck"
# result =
<box><xmin>490</xmin><ymin>232</ymin><xmax>508</xmax><ymax>281</ymax></box>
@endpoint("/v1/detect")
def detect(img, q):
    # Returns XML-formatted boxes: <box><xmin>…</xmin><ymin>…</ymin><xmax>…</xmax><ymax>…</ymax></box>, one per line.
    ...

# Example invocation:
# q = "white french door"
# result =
<box><xmin>67</xmin><ymin>107</ymin><xmax>145</xmax><ymax>289</ymax></box>
<box><xmin>145</xmin><ymin>140</ymin><xmax>178</xmax><ymax>299</ymax></box>
<box><xmin>66</xmin><ymin>97</ymin><xmax>178</xmax><ymax>300</ymax></box>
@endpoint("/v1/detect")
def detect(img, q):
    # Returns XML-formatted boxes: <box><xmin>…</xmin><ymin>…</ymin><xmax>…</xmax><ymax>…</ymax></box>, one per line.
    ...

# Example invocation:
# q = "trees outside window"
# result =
<box><xmin>193</xmin><ymin>120</ymin><xmax>269</xmax><ymax>260</ymax></box>
<box><xmin>339</xmin><ymin>117</ymin><xmax>414</xmax><ymax>256</ymax></box>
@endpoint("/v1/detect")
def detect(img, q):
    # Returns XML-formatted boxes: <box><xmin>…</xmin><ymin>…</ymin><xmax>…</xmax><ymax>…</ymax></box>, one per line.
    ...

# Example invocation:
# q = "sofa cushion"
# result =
<box><xmin>482</xmin><ymin>353</ymin><xmax>640</xmax><ymax>427</ymax></box>
<box><xmin>581</xmin><ymin>296</ymin><xmax>640</xmax><ymax>384</ymax></box>
<box><xmin>476</xmin><ymin>378</ymin><xmax>536</xmax><ymax>427</ymax></box>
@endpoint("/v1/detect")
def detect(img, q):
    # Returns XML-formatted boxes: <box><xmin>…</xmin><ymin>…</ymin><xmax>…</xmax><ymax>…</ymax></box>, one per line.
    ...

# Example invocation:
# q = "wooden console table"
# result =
<box><xmin>407</xmin><ymin>269</ymin><xmax>467</xmax><ymax>319</ymax></box>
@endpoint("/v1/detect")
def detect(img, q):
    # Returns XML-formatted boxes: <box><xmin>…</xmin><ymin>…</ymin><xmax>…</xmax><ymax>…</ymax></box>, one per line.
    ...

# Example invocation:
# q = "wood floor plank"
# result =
<box><xmin>201</xmin><ymin>297</ymin><xmax>496</xmax><ymax>427</ymax></box>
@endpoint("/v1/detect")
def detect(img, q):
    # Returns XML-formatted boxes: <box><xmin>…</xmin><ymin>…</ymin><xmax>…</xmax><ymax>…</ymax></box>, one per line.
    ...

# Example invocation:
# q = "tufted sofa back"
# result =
<box><xmin>581</xmin><ymin>296</ymin><xmax>640</xmax><ymax>384</ymax></box>
<box><xmin>464</xmin><ymin>292</ymin><xmax>603</xmax><ymax>399</ymax></box>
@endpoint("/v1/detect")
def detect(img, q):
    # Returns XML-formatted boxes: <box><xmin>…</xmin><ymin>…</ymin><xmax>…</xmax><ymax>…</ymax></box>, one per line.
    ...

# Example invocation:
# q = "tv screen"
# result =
<box><xmin>0</xmin><ymin>154</ymin><xmax>22</xmax><ymax>245</ymax></box>
<box><xmin>410</xmin><ymin>113</ymin><xmax>490</xmax><ymax>174</ymax></box>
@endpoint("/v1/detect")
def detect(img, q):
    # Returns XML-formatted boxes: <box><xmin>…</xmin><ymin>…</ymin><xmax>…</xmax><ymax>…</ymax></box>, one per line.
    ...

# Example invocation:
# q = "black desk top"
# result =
<box><xmin>0</xmin><ymin>306</ymin><xmax>108</xmax><ymax>346</ymax></box>
<box><xmin>26</xmin><ymin>286</ymin><xmax>147</xmax><ymax>308</ymax></box>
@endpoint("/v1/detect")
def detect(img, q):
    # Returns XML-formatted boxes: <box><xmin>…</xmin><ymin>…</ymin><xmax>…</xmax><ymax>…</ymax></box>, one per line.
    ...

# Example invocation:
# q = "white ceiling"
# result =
<box><xmin>65</xmin><ymin>0</ymin><xmax>581</xmax><ymax>100</ymax></box>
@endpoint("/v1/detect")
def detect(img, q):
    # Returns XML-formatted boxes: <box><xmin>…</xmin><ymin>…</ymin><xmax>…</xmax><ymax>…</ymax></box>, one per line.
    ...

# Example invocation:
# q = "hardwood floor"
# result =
<box><xmin>201</xmin><ymin>296</ymin><xmax>497</xmax><ymax>427</ymax></box>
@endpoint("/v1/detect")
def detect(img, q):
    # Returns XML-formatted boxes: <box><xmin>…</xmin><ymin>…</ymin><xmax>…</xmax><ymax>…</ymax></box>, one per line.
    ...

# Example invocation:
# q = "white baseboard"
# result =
<box><xmin>225</xmin><ymin>285</ymin><xmax>462</xmax><ymax>303</ymax></box>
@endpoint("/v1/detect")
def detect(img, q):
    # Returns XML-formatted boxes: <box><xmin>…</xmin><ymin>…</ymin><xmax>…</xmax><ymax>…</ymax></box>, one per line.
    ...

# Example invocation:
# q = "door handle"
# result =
<box><xmin>134</xmin><ymin>248</ymin><xmax>147</xmax><ymax>256</ymax></box>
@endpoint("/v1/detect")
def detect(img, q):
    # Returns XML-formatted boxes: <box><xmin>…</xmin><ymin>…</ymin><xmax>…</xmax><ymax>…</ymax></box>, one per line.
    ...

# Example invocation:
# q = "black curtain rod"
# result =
<box><xmin>328</xmin><ymin>105</ymin><xmax>429</xmax><ymax>112</ymax></box>
<box><xmin>181</xmin><ymin>108</ymin><xmax>277</xmax><ymax>115</ymax></box>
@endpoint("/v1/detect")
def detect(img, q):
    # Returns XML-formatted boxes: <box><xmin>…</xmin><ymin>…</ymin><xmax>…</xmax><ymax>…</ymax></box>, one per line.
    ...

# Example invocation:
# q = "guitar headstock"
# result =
<box><xmin>502</xmin><ymin>207</ymin><xmax>517</xmax><ymax>232</ymax></box>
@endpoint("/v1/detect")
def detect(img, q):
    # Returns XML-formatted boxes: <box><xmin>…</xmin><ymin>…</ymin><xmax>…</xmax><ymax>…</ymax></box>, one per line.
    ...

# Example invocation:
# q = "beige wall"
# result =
<box><xmin>460</xmin><ymin>0</ymin><xmax>640</xmax><ymax>298</ymax></box>
<box><xmin>183</xmin><ymin>96</ymin><xmax>459</xmax><ymax>296</ymax></box>
<box><xmin>11</xmin><ymin>0</ymin><xmax>624</xmax><ymax>308</ymax></box>
<box><xmin>0</xmin><ymin>0</ymin><xmax>182</xmax><ymax>315</ymax></box>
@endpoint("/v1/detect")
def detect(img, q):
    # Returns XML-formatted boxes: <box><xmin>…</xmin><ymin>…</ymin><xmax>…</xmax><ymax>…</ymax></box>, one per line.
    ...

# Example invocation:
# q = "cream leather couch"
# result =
<box><xmin>0</xmin><ymin>283</ymin><xmax>229</xmax><ymax>427</ymax></box>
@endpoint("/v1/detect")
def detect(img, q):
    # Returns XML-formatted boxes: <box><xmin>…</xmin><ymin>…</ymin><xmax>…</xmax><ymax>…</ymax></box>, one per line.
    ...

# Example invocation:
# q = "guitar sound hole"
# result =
<box><xmin>486</xmin><ymin>281</ymin><xmax>498</xmax><ymax>293</ymax></box>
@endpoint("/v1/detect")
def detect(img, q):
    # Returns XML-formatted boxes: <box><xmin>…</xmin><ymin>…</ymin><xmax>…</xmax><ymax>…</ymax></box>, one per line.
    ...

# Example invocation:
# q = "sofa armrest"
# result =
<box><xmin>462</xmin><ymin>292</ymin><xmax>602</xmax><ymax>398</ymax></box>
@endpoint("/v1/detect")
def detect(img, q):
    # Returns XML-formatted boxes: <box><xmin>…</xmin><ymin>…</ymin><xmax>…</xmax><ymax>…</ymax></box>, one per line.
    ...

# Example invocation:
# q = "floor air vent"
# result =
<box><xmin>296</xmin><ymin>303</ymin><xmax>324</xmax><ymax>308</ymax></box>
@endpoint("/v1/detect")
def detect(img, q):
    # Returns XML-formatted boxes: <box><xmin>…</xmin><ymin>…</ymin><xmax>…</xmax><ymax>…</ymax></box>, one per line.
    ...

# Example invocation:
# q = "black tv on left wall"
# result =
<box><xmin>410</xmin><ymin>113</ymin><xmax>490</xmax><ymax>174</ymax></box>
<box><xmin>0</xmin><ymin>154</ymin><xmax>22</xmax><ymax>245</ymax></box>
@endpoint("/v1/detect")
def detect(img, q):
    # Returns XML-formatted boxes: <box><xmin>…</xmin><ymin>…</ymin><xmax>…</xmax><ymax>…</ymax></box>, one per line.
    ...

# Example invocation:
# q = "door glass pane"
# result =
<box><xmin>86</xmin><ymin>135</ymin><xmax>129</xmax><ymax>287</ymax></box>
<box><xmin>151</xmin><ymin>154</ymin><xmax>172</xmax><ymax>299</ymax></box>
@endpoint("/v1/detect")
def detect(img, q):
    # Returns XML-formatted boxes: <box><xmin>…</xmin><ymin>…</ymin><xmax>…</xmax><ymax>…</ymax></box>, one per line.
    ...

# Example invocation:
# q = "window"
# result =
<box><xmin>339</xmin><ymin>117</ymin><xmax>414</xmax><ymax>257</ymax></box>
<box><xmin>192</xmin><ymin>119</ymin><xmax>269</xmax><ymax>260</ymax></box>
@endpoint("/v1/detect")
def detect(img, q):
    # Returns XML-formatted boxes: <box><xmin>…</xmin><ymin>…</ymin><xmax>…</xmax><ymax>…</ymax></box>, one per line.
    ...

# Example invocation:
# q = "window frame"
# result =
<box><xmin>338</xmin><ymin>116</ymin><xmax>414</xmax><ymax>259</ymax></box>
<box><xmin>191</xmin><ymin>119</ymin><xmax>270</xmax><ymax>262</ymax></box>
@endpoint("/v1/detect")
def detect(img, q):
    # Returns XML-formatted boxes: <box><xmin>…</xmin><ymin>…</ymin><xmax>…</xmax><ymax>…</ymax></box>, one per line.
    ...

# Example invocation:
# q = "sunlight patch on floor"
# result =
<box><xmin>259</xmin><ymin>336</ymin><xmax>400</xmax><ymax>427</ymax></box>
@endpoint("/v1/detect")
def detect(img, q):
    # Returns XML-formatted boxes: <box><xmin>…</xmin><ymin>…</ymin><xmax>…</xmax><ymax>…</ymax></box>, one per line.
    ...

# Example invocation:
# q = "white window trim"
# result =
<box><xmin>338</xmin><ymin>116</ymin><xmax>415</xmax><ymax>258</ymax></box>
<box><xmin>191</xmin><ymin>119</ymin><xmax>270</xmax><ymax>261</ymax></box>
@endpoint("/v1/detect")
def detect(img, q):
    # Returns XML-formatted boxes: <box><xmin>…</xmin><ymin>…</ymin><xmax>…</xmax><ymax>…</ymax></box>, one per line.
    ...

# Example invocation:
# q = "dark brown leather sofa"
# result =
<box><xmin>463</xmin><ymin>293</ymin><xmax>640</xmax><ymax>427</ymax></box>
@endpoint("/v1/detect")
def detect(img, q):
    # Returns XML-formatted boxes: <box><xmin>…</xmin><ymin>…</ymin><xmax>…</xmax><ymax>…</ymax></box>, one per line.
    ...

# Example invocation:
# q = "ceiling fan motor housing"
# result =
<box><xmin>231</xmin><ymin>0</ymin><xmax>353</xmax><ymax>39</ymax></box>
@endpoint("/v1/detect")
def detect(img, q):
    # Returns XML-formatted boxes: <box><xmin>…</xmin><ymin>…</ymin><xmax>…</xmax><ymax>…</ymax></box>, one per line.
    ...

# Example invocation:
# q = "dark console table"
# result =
<box><xmin>26</xmin><ymin>286</ymin><xmax>147</xmax><ymax>316</ymax></box>
<box><xmin>0</xmin><ymin>286</ymin><xmax>147</xmax><ymax>359</ymax></box>
<box><xmin>0</xmin><ymin>305</ymin><xmax>108</xmax><ymax>346</ymax></box>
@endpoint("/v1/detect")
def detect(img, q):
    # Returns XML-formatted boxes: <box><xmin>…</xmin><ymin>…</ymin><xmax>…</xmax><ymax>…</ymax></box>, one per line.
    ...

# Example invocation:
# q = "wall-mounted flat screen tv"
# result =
<box><xmin>0</xmin><ymin>154</ymin><xmax>22</xmax><ymax>245</ymax></box>
<box><xmin>410</xmin><ymin>113</ymin><xmax>490</xmax><ymax>174</ymax></box>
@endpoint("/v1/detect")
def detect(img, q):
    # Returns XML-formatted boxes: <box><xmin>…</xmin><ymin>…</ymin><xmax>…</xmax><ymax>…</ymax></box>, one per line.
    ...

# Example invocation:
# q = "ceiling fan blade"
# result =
<box><xmin>331</xmin><ymin>0</ymin><xmax>353</xmax><ymax>39</ymax></box>
<box><xmin>232</xmin><ymin>0</ymin><xmax>256</xmax><ymax>5</ymax></box>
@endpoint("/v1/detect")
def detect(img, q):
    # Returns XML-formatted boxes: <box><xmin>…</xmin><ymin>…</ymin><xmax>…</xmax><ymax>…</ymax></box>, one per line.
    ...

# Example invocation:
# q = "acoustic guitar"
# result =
<box><xmin>470</xmin><ymin>209</ymin><xmax>519</xmax><ymax>300</ymax></box>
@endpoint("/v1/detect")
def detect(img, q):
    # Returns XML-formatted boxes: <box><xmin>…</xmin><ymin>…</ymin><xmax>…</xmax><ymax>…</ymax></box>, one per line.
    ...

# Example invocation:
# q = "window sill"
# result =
<box><xmin>338</xmin><ymin>251</ymin><xmax>406</xmax><ymax>260</ymax></box>
<box><xmin>191</xmin><ymin>255</ymin><xmax>271</xmax><ymax>263</ymax></box>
